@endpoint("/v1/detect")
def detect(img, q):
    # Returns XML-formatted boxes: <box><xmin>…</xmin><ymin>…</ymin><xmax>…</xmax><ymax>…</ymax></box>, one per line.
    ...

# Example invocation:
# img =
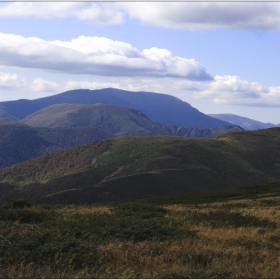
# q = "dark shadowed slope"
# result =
<box><xmin>0</xmin><ymin>118</ymin><xmax>110</xmax><ymax>168</ymax></box>
<box><xmin>1</xmin><ymin>127</ymin><xmax>279</xmax><ymax>204</ymax></box>
<box><xmin>0</xmin><ymin>88</ymin><xmax>230</xmax><ymax>128</ymax></box>
<box><xmin>208</xmin><ymin>113</ymin><xmax>277</xmax><ymax>130</ymax></box>
<box><xmin>0</xmin><ymin>119</ymin><xmax>62</xmax><ymax>168</ymax></box>
<box><xmin>1</xmin><ymin>103</ymin><xmax>242</xmax><ymax>168</ymax></box>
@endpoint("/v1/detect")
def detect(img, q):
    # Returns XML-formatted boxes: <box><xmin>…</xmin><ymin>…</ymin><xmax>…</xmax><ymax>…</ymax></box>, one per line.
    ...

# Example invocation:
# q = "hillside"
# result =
<box><xmin>1</xmin><ymin>127</ymin><xmax>280</xmax><ymax>204</ymax></box>
<box><xmin>21</xmin><ymin>103</ymin><xmax>159</xmax><ymax>136</ymax></box>
<box><xmin>0</xmin><ymin>104</ymin><xmax>242</xmax><ymax>168</ymax></box>
<box><xmin>21</xmin><ymin>103</ymin><xmax>243</xmax><ymax>137</ymax></box>
<box><xmin>0</xmin><ymin>118</ymin><xmax>110</xmax><ymax>168</ymax></box>
<box><xmin>208</xmin><ymin>113</ymin><xmax>277</xmax><ymax>130</ymax></box>
<box><xmin>0</xmin><ymin>88</ymin><xmax>230</xmax><ymax>128</ymax></box>
<box><xmin>0</xmin><ymin>120</ymin><xmax>63</xmax><ymax>168</ymax></box>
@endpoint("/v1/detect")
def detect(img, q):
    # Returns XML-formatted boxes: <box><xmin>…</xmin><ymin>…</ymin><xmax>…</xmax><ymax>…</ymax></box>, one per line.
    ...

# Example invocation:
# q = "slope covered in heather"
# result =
<box><xmin>1</xmin><ymin>127</ymin><xmax>279</xmax><ymax>204</ymax></box>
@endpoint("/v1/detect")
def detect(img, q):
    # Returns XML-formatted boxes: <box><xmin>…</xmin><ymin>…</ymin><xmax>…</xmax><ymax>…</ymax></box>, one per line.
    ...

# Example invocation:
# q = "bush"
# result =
<box><xmin>180</xmin><ymin>252</ymin><xmax>212</xmax><ymax>268</ymax></box>
<box><xmin>188</xmin><ymin>210</ymin><xmax>277</xmax><ymax>228</ymax></box>
<box><xmin>58</xmin><ymin>204</ymin><xmax>196</xmax><ymax>243</ymax></box>
<box><xmin>4</xmin><ymin>198</ymin><xmax>33</xmax><ymax>209</ymax></box>
<box><xmin>0</xmin><ymin>231</ymin><xmax>98</xmax><ymax>269</ymax></box>
<box><xmin>0</xmin><ymin>199</ymin><xmax>56</xmax><ymax>223</ymax></box>
<box><xmin>115</xmin><ymin>203</ymin><xmax>168</xmax><ymax>218</ymax></box>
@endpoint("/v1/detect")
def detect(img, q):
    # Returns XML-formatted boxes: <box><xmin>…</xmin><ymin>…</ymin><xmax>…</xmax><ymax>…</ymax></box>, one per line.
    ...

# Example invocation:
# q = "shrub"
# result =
<box><xmin>4</xmin><ymin>198</ymin><xmax>33</xmax><ymax>209</ymax></box>
<box><xmin>188</xmin><ymin>210</ymin><xmax>277</xmax><ymax>228</ymax></box>
<box><xmin>0</xmin><ymin>231</ymin><xmax>98</xmax><ymax>269</ymax></box>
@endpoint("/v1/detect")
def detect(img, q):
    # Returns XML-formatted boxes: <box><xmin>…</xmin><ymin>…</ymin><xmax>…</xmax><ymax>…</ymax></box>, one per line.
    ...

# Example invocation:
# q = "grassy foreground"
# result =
<box><xmin>1</xmin><ymin>182</ymin><xmax>280</xmax><ymax>278</ymax></box>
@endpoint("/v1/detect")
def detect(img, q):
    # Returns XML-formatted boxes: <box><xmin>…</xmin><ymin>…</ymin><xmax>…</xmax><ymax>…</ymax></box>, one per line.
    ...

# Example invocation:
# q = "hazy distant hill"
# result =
<box><xmin>1</xmin><ymin>127</ymin><xmax>279</xmax><ymax>204</ymax></box>
<box><xmin>21</xmin><ymin>103</ymin><xmax>159</xmax><ymax>136</ymax></box>
<box><xmin>208</xmin><ymin>113</ymin><xmax>277</xmax><ymax>130</ymax></box>
<box><xmin>0</xmin><ymin>103</ymin><xmax>242</xmax><ymax>168</ymax></box>
<box><xmin>0</xmin><ymin>103</ymin><xmax>242</xmax><ymax>167</ymax></box>
<box><xmin>21</xmin><ymin>103</ymin><xmax>243</xmax><ymax>137</ymax></box>
<box><xmin>0</xmin><ymin>88</ymin><xmax>230</xmax><ymax>128</ymax></box>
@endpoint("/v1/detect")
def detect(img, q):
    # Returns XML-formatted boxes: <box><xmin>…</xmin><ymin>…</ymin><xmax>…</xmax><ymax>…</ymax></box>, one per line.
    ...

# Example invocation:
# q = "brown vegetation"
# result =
<box><xmin>1</xmin><ymin>188</ymin><xmax>280</xmax><ymax>278</ymax></box>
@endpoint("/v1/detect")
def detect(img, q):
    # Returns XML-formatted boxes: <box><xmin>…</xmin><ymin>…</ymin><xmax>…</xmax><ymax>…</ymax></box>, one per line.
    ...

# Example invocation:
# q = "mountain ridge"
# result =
<box><xmin>1</xmin><ymin>127</ymin><xmax>279</xmax><ymax>204</ymax></box>
<box><xmin>0</xmin><ymin>88</ymin><xmax>230</xmax><ymax>128</ymax></box>
<box><xmin>208</xmin><ymin>113</ymin><xmax>278</xmax><ymax>130</ymax></box>
<box><xmin>0</xmin><ymin>102</ymin><xmax>243</xmax><ymax>168</ymax></box>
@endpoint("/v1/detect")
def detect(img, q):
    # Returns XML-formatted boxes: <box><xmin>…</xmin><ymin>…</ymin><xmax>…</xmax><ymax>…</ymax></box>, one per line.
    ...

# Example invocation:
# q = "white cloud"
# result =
<box><xmin>30</xmin><ymin>78</ymin><xmax>59</xmax><ymax>92</ymax></box>
<box><xmin>0</xmin><ymin>33</ymin><xmax>212</xmax><ymax>81</ymax></box>
<box><xmin>0</xmin><ymin>2</ymin><xmax>124</xmax><ymax>24</ymax></box>
<box><xmin>0</xmin><ymin>72</ymin><xmax>27</xmax><ymax>89</ymax></box>
<box><xmin>2</xmin><ymin>2</ymin><xmax>280</xmax><ymax>30</ymax></box>
<box><xmin>1</xmin><ymin>70</ymin><xmax>280</xmax><ymax>107</ymax></box>
<box><xmin>119</xmin><ymin>2</ymin><xmax>280</xmax><ymax>30</ymax></box>
<box><xmin>192</xmin><ymin>76</ymin><xmax>280</xmax><ymax>107</ymax></box>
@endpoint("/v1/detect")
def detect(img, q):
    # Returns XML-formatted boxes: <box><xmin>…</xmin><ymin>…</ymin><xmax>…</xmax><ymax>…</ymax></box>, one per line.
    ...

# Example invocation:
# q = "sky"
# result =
<box><xmin>0</xmin><ymin>2</ymin><xmax>280</xmax><ymax>123</ymax></box>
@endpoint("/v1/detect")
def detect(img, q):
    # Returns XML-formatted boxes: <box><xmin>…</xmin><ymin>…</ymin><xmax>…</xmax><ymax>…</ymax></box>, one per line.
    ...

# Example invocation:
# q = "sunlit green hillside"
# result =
<box><xmin>0</xmin><ymin>127</ymin><xmax>280</xmax><ymax>204</ymax></box>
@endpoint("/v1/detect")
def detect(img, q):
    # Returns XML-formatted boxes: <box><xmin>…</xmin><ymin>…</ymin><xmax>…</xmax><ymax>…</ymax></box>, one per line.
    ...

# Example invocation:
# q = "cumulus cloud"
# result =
<box><xmin>119</xmin><ymin>2</ymin><xmax>280</xmax><ymax>30</ymax></box>
<box><xmin>0</xmin><ymin>33</ymin><xmax>212</xmax><ymax>80</ymax></box>
<box><xmin>30</xmin><ymin>78</ymin><xmax>123</xmax><ymax>93</ymax></box>
<box><xmin>0</xmin><ymin>72</ymin><xmax>27</xmax><ymax>89</ymax></box>
<box><xmin>117</xmin><ymin>76</ymin><xmax>280</xmax><ymax>107</ymax></box>
<box><xmin>193</xmin><ymin>76</ymin><xmax>280</xmax><ymax>107</ymax></box>
<box><xmin>0</xmin><ymin>71</ymin><xmax>280</xmax><ymax>107</ymax></box>
<box><xmin>2</xmin><ymin>2</ymin><xmax>280</xmax><ymax>30</ymax></box>
<box><xmin>0</xmin><ymin>2</ymin><xmax>124</xmax><ymax>24</ymax></box>
<box><xmin>30</xmin><ymin>78</ymin><xmax>59</xmax><ymax>92</ymax></box>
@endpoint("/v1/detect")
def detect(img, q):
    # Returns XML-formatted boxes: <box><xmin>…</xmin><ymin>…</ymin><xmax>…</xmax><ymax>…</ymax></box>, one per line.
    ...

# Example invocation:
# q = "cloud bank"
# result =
<box><xmin>0</xmin><ymin>33</ymin><xmax>212</xmax><ymax>80</ymax></box>
<box><xmin>119</xmin><ymin>2</ymin><xmax>280</xmax><ymax>30</ymax></box>
<box><xmin>0</xmin><ymin>2</ymin><xmax>124</xmax><ymax>25</ymax></box>
<box><xmin>193</xmin><ymin>76</ymin><xmax>280</xmax><ymax>107</ymax></box>
<box><xmin>1</xmin><ymin>2</ymin><xmax>280</xmax><ymax>30</ymax></box>
<box><xmin>1</xmin><ymin>71</ymin><xmax>280</xmax><ymax>107</ymax></box>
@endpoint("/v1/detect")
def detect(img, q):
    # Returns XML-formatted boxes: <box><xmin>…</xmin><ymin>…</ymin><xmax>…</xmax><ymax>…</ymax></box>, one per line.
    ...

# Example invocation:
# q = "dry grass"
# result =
<box><xmin>56</xmin><ymin>205</ymin><xmax>112</xmax><ymax>215</ymax></box>
<box><xmin>1</xmin><ymin>194</ymin><xmax>280</xmax><ymax>278</ymax></box>
<box><xmin>94</xmin><ymin>235</ymin><xmax>280</xmax><ymax>278</ymax></box>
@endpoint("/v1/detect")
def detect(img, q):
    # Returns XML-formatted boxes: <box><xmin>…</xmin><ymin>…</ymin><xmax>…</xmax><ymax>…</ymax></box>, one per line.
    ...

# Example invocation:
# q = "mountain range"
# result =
<box><xmin>1</xmin><ymin>87</ymin><xmax>279</xmax><ymax>205</ymax></box>
<box><xmin>208</xmin><ymin>113</ymin><xmax>279</xmax><ymax>130</ymax></box>
<box><xmin>0</xmin><ymin>88</ymin><xmax>230</xmax><ymax>128</ymax></box>
<box><xmin>0</xmin><ymin>103</ymin><xmax>243</xmax><ymax>168</ymax></box>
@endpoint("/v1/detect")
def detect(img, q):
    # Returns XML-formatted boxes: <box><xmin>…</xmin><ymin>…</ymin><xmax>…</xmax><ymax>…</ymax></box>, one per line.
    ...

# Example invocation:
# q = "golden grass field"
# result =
<box><xmin>1</xmin><ymin>191</ymin><xmax>280</xmax><ymax>279</ymax></box>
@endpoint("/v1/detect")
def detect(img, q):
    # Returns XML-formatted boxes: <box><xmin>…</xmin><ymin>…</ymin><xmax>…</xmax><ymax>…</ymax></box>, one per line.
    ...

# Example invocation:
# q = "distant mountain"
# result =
<box><xmin>1</xmin><ymin>127</ymin><xmax>279</xmax><ymax>204</ymax></box>
<box><xmin>0</xmin><ymin>88</ymin><xmax>230</xmax><ymax>128</ymax></box>
<box><xmin>21</xmin><ymin>103</ymin><xmax>243</xmax><ymax>137</ymax></box>
<box><xmin>0</xmin><ymin>104</ymin><xmax>243</xmax><ymax>167</ymax></box>
<box><xmin>208</xmin><ymin>113</ymin><xmax>277</xmax><ymax>130</ymax></box>
<box><xmin>21</xmin><ymin>103</ymin><xmax>159</xmax><ymax>136</ymax></box>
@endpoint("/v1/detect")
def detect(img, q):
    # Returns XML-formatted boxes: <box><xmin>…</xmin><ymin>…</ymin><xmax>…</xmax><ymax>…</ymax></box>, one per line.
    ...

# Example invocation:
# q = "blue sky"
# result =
<box><xmin>0</xmin><ymin>2</ymin><xmax>280</xmax><ymax>123</ymax></box>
